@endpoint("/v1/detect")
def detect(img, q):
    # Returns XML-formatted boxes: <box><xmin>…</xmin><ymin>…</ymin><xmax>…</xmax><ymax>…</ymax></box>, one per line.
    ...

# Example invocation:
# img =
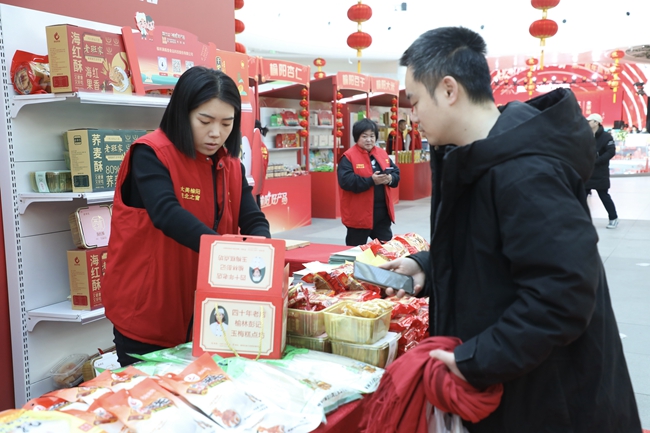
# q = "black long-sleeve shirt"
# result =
<box><xmin>123</xmin><ymin>145</ymin><xmax>270</xmax><ymax>253</ymax></box>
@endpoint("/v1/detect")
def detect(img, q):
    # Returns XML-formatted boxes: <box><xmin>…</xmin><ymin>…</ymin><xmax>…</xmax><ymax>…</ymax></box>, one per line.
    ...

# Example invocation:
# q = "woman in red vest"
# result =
<box><xmin>338</xmin><ymin>118</ymin><xmax>400</xmax><ymax>246</ymax></box>
<box><xmin>103</xmin><ymin>67</ymin><xmax>271</xmax><ymax>366</ymax></box>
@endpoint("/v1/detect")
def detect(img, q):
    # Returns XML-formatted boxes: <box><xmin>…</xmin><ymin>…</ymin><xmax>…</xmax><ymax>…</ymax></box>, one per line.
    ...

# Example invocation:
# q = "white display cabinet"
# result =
<box><xmin>0</xmin><ymin>5</ymin><xmax>167</xmax><ymax>404</ymax></box>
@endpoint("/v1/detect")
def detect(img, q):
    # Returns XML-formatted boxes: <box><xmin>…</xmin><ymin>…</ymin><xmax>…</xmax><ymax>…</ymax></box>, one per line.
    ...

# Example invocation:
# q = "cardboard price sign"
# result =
<box><xmin>193</xmin><ymin>235</ymin><xmax>288</xmax><ymax>359</ymax></box>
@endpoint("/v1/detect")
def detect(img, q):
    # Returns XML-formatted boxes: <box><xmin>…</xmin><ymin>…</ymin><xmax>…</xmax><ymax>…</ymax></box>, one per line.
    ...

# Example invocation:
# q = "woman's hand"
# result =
<box><xmin>379</xmin><ymin>257</ymin><xmax>426</xmax><ymax>298</ymax></box>
<box><xmin>429</xmin><ymin>349</ymin><xmax>467</xmax><ymax>381</ymax></box>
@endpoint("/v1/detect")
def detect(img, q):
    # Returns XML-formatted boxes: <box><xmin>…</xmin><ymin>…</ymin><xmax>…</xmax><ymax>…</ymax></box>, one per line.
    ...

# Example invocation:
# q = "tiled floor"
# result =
<box><xmin>275</xmin><ymin>175</ymin><xmax>650</xmax><ymax>428</ymax></box>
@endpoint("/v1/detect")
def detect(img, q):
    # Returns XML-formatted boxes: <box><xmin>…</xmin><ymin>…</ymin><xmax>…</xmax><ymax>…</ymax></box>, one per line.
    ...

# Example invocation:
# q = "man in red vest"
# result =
<box><xmin>338</xmin><ymin>118</ymin><xmax>400</xmax><ymax>246</ymax></box>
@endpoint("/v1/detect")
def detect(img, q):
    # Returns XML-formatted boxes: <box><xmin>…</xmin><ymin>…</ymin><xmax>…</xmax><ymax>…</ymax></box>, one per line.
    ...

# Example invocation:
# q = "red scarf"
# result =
<box><xmin>360</xmin><ymin>336</ymin><xmax>503</xmax><ymax>432</ymax></box>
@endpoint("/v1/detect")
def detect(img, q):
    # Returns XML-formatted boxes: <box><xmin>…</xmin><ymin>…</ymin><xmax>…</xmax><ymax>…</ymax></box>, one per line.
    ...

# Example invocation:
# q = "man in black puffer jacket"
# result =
<box><xmin>585</xmin><ymin>113</ymin><xmax>619</xmax><ymax>228</ymax></box>
<box><xmin>381</xmin><ymin>26</ymin><xmax>641</xmax><ymax>432</ymax></box>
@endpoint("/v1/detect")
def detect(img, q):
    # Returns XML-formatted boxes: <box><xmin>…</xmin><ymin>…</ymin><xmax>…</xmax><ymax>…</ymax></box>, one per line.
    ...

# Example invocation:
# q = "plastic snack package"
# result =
<box><xmin>335</xmin><ymin>289</ymin><xmax>381</xmax><ymax>303</ymax></box>
<box><xmin>22</xmin><ymin>395</ymin><xmax>89</xmax><ymax>413</ymax></box>
<box><xmin>386</xmin><ymin>295</ymin><xmax>421</xmax><ymax>317</ymax></box>
<box><xmin>43</xmin><ymin>385</ymin><xmax>111</xmax><ymax>407</ymax></box>
<box><xmin>130</xmin><ymin>342</ymin><xmax>197</xmax><ymax>366</ymax></box>
<box><xmin>159</xmin><ymin>353</ymin><xmax>268</xmax><ymax>431</ymax></box>
<box><xmin>61</xmin><ymin>391</ymin><xmax>131</xmax><ymax>433</ymax></box>
<box><xmin>342</xmin><ymin>299</ymin><xmax>394</xmax><ymax>319</ymax></box>
<box><xmin>82</xmin><ymin>366</ymin><xmax>149</xmax><ymax>393</ymax></box>
<box><xmin>97</xmin><ymin>378</ymin><xmax>217</xmax><ymax>432</ymax></box>
<box><xmin>220</xmin><ymin>356</ymin><xmax>325</xmax><ymax>429</ymax></box>
<box><xmin>263</xmin><ymin>347</ymin><xmax>385</xmax><ymax>395</ymax></box>
<box><xmin>10</xmin><ymin>50</ymin><xmax>50</xmax><ymax>95</ymax></box>
<box><xmin>0</xmin><ymin>409</ymin><xmax>107</xmax><ymax>433</ymax></box>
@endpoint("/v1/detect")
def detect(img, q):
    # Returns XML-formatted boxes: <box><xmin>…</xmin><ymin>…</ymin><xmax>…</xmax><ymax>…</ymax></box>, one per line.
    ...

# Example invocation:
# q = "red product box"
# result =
<box><xmin>67</xmin><ymin>247</ymin><xmax>108</xmax><ymax>311</ymax></box>
<box><xmin>193</xmin><ymin>235</ymin><xmax>289</xmax><ymax>360</ymax></box>
<box><xmin>46</xmin><ymin>24</ymin><xmax>133</xmax><ymax>94</ymax></box>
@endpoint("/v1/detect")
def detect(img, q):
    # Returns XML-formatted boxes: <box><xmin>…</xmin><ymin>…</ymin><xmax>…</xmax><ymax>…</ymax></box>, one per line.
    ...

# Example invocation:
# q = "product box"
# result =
<box><xmin>64</xmin><ymin>129</ymin><xmax>147</xmax><ymax>192</ymax></box>
<box><xmin>331</xmin><ymin>331</ymin><xmax>400</xmax><ymax>368</ymax></box>
<box><xmin>67</xmin><ymin>247</ymin><xmax>108</xmax><ymax>311</ymax></box>
<box><xmin>69</xmin><ymin>204</ymin><xmax>112</xmax><ymax>249</ymax></box>
<box><xmin>193</xmin><ymin>235</ymin><xmax>289</xmax><ymax>360</ymax></box>
<box><xmin>46</xmin><ymin>24</ymin><xmax>133</xmax><ymax>94</ymax></box>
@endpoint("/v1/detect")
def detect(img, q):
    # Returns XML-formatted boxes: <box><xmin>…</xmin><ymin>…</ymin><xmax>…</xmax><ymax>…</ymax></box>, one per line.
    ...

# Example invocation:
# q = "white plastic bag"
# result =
<box><xmin>427</xmin><ymin>402</ymin><xmax>469</xmax><ymax>433</ymax></box>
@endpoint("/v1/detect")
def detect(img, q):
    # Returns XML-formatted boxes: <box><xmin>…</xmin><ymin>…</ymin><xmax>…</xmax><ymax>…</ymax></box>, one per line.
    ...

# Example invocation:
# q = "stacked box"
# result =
<box><xmin>67</xmin><ymin>247</ymin><xmax>108</xmax><ymax>311</ymax></box>
<box><xmin>64</xmin><ymin>129</ymin><xmax>147</xmax><ymax>192</ymax></box>
<box><xmin>46</xmin><ymin>24</ymin><xmax>133</xmax><ymax>94</ymax></box>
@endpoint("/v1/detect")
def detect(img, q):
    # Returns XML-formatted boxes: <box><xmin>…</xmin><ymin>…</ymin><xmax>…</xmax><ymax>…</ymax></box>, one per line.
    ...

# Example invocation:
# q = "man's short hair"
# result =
<box><xmin>400</xmin><ymin>27</ymin><xmax>494</xmax><ymax>104</ymax></box>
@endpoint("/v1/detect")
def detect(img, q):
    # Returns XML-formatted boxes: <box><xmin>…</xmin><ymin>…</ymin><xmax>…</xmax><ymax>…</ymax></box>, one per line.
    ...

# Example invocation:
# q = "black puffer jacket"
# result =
<box><xmin>410</xmin><ymin>89</ymin><xmax>640</xmax><ymax>432</ymax></box>
<box><xmin>585</xmin><ymin>124</ymin><xmax>616</xmax><ymax>190</ymax></box>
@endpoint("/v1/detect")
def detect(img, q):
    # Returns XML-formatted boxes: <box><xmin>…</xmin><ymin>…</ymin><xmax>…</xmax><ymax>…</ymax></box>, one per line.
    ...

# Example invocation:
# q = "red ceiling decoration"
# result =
<box><xmin>529</xmin><ymin>0</ymin><xmax>559</xmax><ymax>69</ymax></box>
<box><xmin>347</xmin><ymin>1</ymin><xmax>372</xmax><ymax>73</ymax></box>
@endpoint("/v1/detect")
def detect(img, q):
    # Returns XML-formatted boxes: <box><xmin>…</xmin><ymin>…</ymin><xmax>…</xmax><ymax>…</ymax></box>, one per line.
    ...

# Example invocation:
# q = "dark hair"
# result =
<box><xmin>400</xmin><ymin>27</ymin><xmax>494</xmax><ymax>104</ymax></box>
<box><xmin>210</xmin><ymin>306</ymin><xmax>229</xmax><ymax>325</ymax></box>
<box><xmin>398</xmin><ymin>119</ymin><xmax>407</xmax><ymax>125</ymax></box>
<box><xmin>352</xmin><ymin>118</ymin><xmax>379</xmax><ymax>142</ymax></box>
<box><xmin>160</xmin><ymin>67</ymin><xmax>242</xmax><ymax>158</ymax></box>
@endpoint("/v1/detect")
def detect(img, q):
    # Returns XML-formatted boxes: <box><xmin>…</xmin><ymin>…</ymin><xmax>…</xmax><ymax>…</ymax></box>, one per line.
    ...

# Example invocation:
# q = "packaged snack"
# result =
<box><xmin>317</xmin><ymin>111</ymin><xmax>333</xmax><ymax>125</ymax></box>
<box><xmin>98</xmin><ymin>378</ymin><xmax>216</xmax><ymax>432</ymax></box>
<box><xmin>22</xmin><ymin>396</ymin><xmax>88</xmax><ymax>412</ymax></box>
<box><xmin>331</xmin><ymin>332</ymin><xmax>400</xmax><ymax>368</ymax></box>
<box><xmin>159</xmin><ymin>353</ymin><xmax>267</xmax><ymax>430</ymax></box>
<box><xmin>49</xmin><ymin>353</ymin><xmax>88</xmax><ymax>389</ymax></box>
<box><xmin>287</xmin><ymin>334</ymin><xmax>332</xmax><ymax>353</ymax></box>
<box><xmin>386</xmin><ymin>295</ymin><xmax>421</xmax><ymax>317</ymax></box>
<box><xmin>341</xmin><ymin>298</ymin><xmax>394</xmax><ymax>319</ymax></box>
<box><xmin>335</xmin><ymin>289</ymin><xmax>381</xmax><ymax>303</ymax></box>
<box><xmin>281</xmin><ymin>110</ymin><xmax>299</xmax><ymax>126</ymax></box>
<box><xmin>81</xmin><ymin>366</ymin><xmax>149</xmax><ymax>393</ymax></box>
<box><xmin>324</xmin><ymin>301</ymin><xmax>391</xmax><ymax>344</ymax></box>
<box><xmin>0</xmin><ymin>409</ymin><xmax>106</xmax><ymax>433</ymax></box>
<box><xmin>275</xmin><ymin>133</ymin><xmax>298</xmax><ymax>148</ymax></box>
<box><xmin>10</xmin><ymin>50</ymin><xmax>50</xmax><ymax>95</ymax></box>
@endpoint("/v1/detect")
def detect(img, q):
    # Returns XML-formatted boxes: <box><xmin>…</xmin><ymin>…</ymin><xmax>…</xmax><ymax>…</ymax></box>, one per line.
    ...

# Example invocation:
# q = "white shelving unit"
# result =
<box><xmin>0</xmin><ymin>5</ymin><xmax>167</xmax><ymax>404</ymax></box>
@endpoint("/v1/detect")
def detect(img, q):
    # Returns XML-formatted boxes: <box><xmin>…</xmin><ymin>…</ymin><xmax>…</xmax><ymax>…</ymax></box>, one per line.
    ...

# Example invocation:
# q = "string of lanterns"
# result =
<box><xmin>389</xmin><ymin>97</ymin><xmax>398</xmax><ymax>146</ymax></box>
<box><xmin>529</xmin><ymin>0</ymin><xmax>559</xmax><ymax>69</ymax></box>
<box><xmin>335</xmin><ymin>92</ymin><xmax>344</xmax><ymax>141</ymax></box>
<box><xmin>299</xmin><ymin>88</ymin><xmax>310</xmax><ymax>139</ymax></box>
<box><xmin>313</xmin><ymin>58</ymin><xmax>326</xmax><ymax>79</ymax></box>
<box><xmin>524</xmin><ymin>58</ymin><xmax>539</xmax><ymax>97</ymax></box>
<box><xmin>234</xmin><ymin>0</ymin><xmax>246</xmax><ymax>54</ymax></box>
<box><xmin>346</xmin><ymin>0</ymin><xmax>372</xmax><ymax>73</ymax></box>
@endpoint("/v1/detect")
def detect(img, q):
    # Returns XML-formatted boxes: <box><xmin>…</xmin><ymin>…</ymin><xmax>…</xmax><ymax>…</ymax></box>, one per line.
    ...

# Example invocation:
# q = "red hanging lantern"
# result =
<box><xmin>300</xmin><ymin>99</ymin><xmax>309</xmax><ymax>107</ymax></box>
<box><xmin>235</xmin><ymin>42</ymin><xmax>246</xmax><ymax>54</ymax></box>
<box><xmin>347</xmin><ymin>1</ymin><xmax>372</xmax><ymax>73</ymax></box>
<box><xmin>299</xmin><ymin>130</ymin><xmax>309</xmax><ymax>138</ymax></box>
<box><xmin>529</xmin><ymin>0</ymin><xmax>559</xmax><ymax>69</ymax></box>
<box><xmin>390</xmin><ymin>106</ymin><xmax>397</xmax><ymax>113</ymax></box>
<box><xmin>300</xmin><ymin>109</ymin><xmax>309</xmax><ymax>118</ymax></box>
<box><xmin>336</xmin><ymin>121</ymin><xmax>343</xmax><ymax>128</ymax></box>
<box><xmin>234</xmin><ymin>19</ymin><xmax>245</xmax><ymax>35</ymax></box>
<box><xmin>336</xmin><ymin>112</ymin><xmax>343</xmax><ymax>119</ymax></box>
<box><xmin>337</xmin><ymin>92</ymin><xmax>343</xmax><ymax>100</ymax></box>
<box><xmin>313</xmin><ymin>58</ymin><xmax>326</xmax><ymax>79</ymax></box>
<box><xmin>390</xmin><ymin>114</ymin><xmax>398</xmax><ymax>120</ymax></box>
<box><xmin>234</xmin><ymin>0</ymin><xmax>244</xmax><ymax>10</ymax></box>
<box><xmin>391</xmin><ymin>98</ymin><xmax>398</xmax><ymax>105</ymax></box>
<box><xmin>531</xmin><ymin>0</ymin><xmax>560</xmax><ymax>11</ymax></box>
<box><xmin>390</xmin><ymin>122</ymin><xmax>398</xmax><ymax>129</ymax></box>
<box><xmin>336</xmin><ymin>130</ymin><xmax>344</xmax><ymax>138</ymax></box>
<box><xmin>337</xmin><ymin>103</ymin><xmax>343</xmax><ymax>109</ymax></box>
<box><xmin>347</xmin><ymin>2</ymin><xmax>372</xmax><ymax>22</ymax></box>
<box><xmin>300</xmin><ymin>120</ymin><xmax>309</xmax><ymax>128</ymax></box>
<box><xmin>300</xmin><ymin>88</ymin><xmax>309</xmax><ymax>98</ymax></box>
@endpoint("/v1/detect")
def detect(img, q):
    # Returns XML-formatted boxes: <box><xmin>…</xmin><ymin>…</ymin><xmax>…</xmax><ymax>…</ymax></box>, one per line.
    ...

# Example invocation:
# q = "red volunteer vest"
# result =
<box><xmin>102</xmin><ymin>129</ymin><xmax>243</xmax><ymax>347</ymax></box>
<box><xmin>409</xmin><ymin>130</ymin><xmax>422</xmax><ymax>150</ymax></box>
<box><xmin>340</xmin><ymin>145</ymin><xmax>395</xmax><ymax>229</ymax></box>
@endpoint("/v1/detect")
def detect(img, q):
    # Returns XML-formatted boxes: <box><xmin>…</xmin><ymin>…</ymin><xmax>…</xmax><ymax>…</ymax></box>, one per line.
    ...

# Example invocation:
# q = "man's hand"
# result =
<box><xmin>379</xmin><ymin>257</ymin><xmax>425</xmax><ymax>298</ymax></box>
<box><xmin>429</xmin><ymin>349</ymin><xmax>467</xmax><ymax>382</ymax></box>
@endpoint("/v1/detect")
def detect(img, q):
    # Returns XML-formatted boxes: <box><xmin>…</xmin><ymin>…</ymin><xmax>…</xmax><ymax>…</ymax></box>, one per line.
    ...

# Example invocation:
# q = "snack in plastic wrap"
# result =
<box><xmin>159</xmin><ymin>353</ymin><xmax>268</xmax><ymax>430</ymax></box>
<box><xmin>82</xmin><ymin>366</ymin><xmax>149</xmax><ymax>393</ymax></box>
<box><xmin>341</xmin><ymin>299</ymin><xmax>393</xmax><ymax>319</ymax></box>
<box><xmin>386</xmin><ymin>295</ymin><xmax>422</xmax><ymax>318</ymax></box>
<box><xmin>335</xmin><ymin>289</ymin><xmax>380</xmax><ymax>303</ymax></box>
<box><xmin>98</xmin><ymin>378</ymin><xmax>216</xmax><ymax>432</ymax></box>
<box><xmin>263</xmin><ymin>347</ymin><xmax>385</xmax><ymax>394</ymax></box>
<box><xmin>400</xmin><ymin>232</ymin><xmax>430</xmax><ymax>251</ymax></box>
<box><xmin>218</xmin><ymin>357</ymin><xmax>324</xmax><ymax>431</ymax></box>
<box><xmin>44</xmin><ymin>385</ymin><xmax>109</xmax><ymax>407</ymax></box>
<box><xmin>10</xmin><ymin>50</ymin><xmax>50</xmax><ymax>95</ymax></box>
<box><xmin>0</xmin><ymin>409</ymin><xmax>107</xmax><ymax>433</ymax></box>
<box><xmin>22</xmin><ymin>396</ymin><xmax>88</xmax><ymax>413</ymax></box>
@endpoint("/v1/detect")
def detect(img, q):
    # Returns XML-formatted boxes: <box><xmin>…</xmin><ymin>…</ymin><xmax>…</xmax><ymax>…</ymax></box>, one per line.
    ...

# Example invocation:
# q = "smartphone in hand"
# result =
<box><xmin>353</xmin><ymin>261</ymin><xmax>415</xmax><ymax>295</ymax></box>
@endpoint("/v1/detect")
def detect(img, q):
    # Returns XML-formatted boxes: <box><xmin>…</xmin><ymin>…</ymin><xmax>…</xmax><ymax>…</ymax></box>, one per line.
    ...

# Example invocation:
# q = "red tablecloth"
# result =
<box><xmin>314</xmin><ymin>399</ymin><xmax>365</xmax><ymax>432</ymax></box>
<box><xmin>284</xmin><ymin>243</ymin><xmax>348</xmax><ymax>274</ymax></box>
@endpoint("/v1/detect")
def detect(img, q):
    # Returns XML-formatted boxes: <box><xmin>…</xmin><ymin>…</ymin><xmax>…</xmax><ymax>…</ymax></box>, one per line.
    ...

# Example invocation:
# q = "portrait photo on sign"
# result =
<box><xmin>249</xmin><ymin>256</ymin><xmax>266</xmax><ymax>284</ymax></box>
<box><xmin>209</xmin><ymin>305</ymin><xmax>229</xmax><ymax>337</ymax></box>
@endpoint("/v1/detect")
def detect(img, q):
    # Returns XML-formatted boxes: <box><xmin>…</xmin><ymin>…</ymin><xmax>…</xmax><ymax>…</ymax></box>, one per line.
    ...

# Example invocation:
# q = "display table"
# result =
<box><xmin>284</xmin><ymin>242</ymin><xmax>348</xmax><ymax>274</ymax></box>
<box><xmin>311</xmin><ymin>171</ymin><xmax>341</xmax><ymax>219</ymax></box>
<box><xmin>261</xmin><ymin>175</ymin><xmax>312</xmax><ymax>234</ymax></box>
<box><xmin>315</xmin><ymin>399</ymin><xmax>365</xmax><ymax>432</ymax></box>
<box><xmin>397</xmin><ymin>162</ymin><xmax>431</xmax><ymax>200</ymax></box>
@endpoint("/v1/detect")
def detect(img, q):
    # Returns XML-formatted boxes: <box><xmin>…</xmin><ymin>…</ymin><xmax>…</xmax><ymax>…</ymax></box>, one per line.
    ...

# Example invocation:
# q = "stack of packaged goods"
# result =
<box><xmin>286</xmin><ymin>232</ymin><xmax>431</xmax><ymax>368</ymax></box>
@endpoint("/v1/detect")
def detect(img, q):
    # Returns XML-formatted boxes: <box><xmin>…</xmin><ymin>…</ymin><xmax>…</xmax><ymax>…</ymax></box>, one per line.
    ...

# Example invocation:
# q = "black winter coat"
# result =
<box><xmin>585</xmin><ymin>125</ymin><xmax>616</xmax><ymax>190</ymax></box>
<box><xmin>410</xmin><ymin>89</ymin><xmax>640</xmax><ymax>432</ymax></box>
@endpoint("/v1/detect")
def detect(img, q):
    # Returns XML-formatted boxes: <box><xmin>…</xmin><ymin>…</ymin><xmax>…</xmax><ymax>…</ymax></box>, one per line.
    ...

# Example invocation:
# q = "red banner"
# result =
<box><xmin>370</xmin><ymin>77</ymin><xmax>399</xmax><ymax>95</ymax></box>
<box><xmin>261</xmin><ymin>176</ymin><xmax>312</xmax><ymax>234</ymax></box>
<box><xmin>336</xmin><ymin>72</ymin><xmax>370</xmax><ymax>92</ymax></box>
<box><xmin>260</xmin><ymin>59</ymin><xmax>310</xmax><ymax>86</ymax></box>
